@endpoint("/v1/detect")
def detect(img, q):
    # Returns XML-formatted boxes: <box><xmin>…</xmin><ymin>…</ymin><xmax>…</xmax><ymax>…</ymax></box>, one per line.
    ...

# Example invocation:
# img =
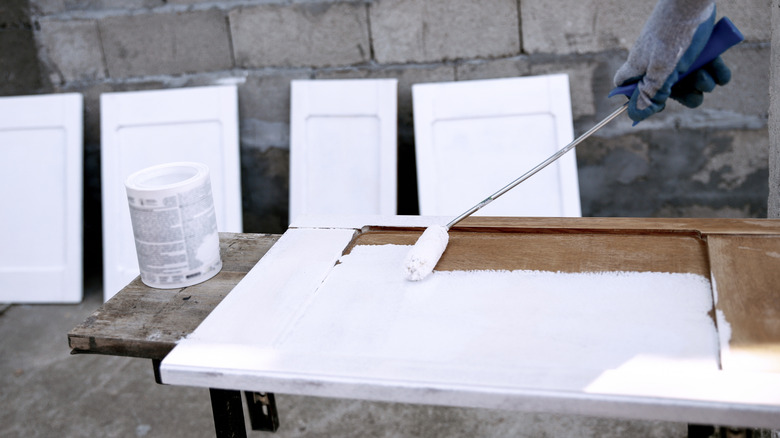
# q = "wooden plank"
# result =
<box><xmin>288</xmin><ymin>215</ymin><xmax>780</xmax><ymax>236</ymax></box>
<box><xmin>709</xmin><ymin>235</ymin><xmax>780</xmax><ymax>373</ymax></box>
<box><xmin>418</xmin><ymin>216</ymin><xmax>780</xmax><ymax>235</ymax></box>
<box><xmin>68</xmin><ymin>233</ymin><xmax>279</xmax><ymax>360</ymax></box>
<box><xmin>351</xmin><ymin>229</ymin><xmax>710</xmax><ymax>276</ymax></box>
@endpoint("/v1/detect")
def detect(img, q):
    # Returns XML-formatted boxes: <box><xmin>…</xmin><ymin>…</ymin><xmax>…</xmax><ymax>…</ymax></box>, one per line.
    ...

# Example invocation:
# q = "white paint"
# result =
<box><xmin>711</xmin><ymin>275</ymin><xmax>731</xmax><ymax>360</ymax></box>
<box><xmin>0</xmin><ymin>93</ymin><xmax>83</xmax><ymax>303</ymax></box>
<box><xmin>413</xmin><ymin>75</ymin><xmax>580</xmax><ymax>217</ymax></box>
<box><xmin>162</xmin><ymin>225</ymin><xmax>780</xmax><ymax>427</ymax></box>
<box><xmin>711</xmin><ymin>274</ymin><xmax>735</xmax><ymax>370</ymax></box>
<box><xmin>182</xmin><ymin>227</ymin><xmax>358</xmax><ymax>346</ymax></box>
<box><xmin>101</xmin><ymin>85</ymin><xmax>242</xmax><ymax>301</ymax></box>
<box><xmin>716</xmin><ymin>309</ymin><xmax>732</xmax><ymax>362</ymax></box>
<box><xmin>289</xmin><ymin>79</ymin><xmax>398</xmax><ymax>224</ymax></box>
<box><xmin>403</xmin><ymin>225</ymin><xmax>449</xmax><ymax>281</ymax></box>
<box><xmin>280</xmin><ymin>244</ymin><xmax>719</xmax><ymax>373</ymax></box>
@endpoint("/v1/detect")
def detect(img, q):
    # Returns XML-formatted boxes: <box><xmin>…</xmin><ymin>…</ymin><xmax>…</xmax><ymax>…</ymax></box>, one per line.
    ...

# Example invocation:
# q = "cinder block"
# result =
<box><xmin>241</xmin><ymin>145</ymin><xmax>290</xmax><ymax>234</ymax></box>
<box><xmin>586</xmin><ymin>44</ymin><xmax>768</xmax><ymax>136</ymax></box>
<box><xmin>701</xmin><ymin>43</ymin><xmax>770</xmax><ymax>118</ymax></box>
<box><xmin>0</xmin><ymin>4</ymin><xmax>42</xmax><ymax>93</ymax></box>
<box><xmin>770</xmin><ymin>0</ymin><xmax>780</xmax><ymax>218</ymax></box>
<box><xmin>457</xmin><ymin>56</ymin><xmax>600</xmax><ymax>118</ymax></box>
<box><xmin>238</xmin><ymin>71</ymin><xmax>312</xmax><ymax>152</ymax></box>
<box><xmin>30</xmin><ymin>0</ymin><xmax>165</xmax><ymax>15</ymax></box>
<box><xmin>521</xmin><ymin>0</ymin><xmax>769</xmax><ymax>55</ymax></box>
<box><xmin>99</xmin><ymin>10</ymin><xmax>233</xmax><ymax>78</ymax></box>
<box><xmin>370</xmin><ymin>0</ymin><xmax>520</xmax><ymax>63</ymax></box>
<box><xmin>457</xmin><ymin>56</ymin><xmax>533</xmax><ymax>80</ymax></box>
<box><xmin>28</xmin><ymin>0</ymin><xmax>74</xmax><ymax>14</ymax></box>
<box><xmin>36</xmin><ymin>19</ymin><xmax>105</xmax><ymax>84</ymax></box>
<box><xmin>167</xmin><ymin>0</ymin><xmax>221</xmax><ymax>5</ymax></box>
<box><xmin>691</xmin><ymin>128</ymin><xmax>769</xmax><ymax>191</ymax></box>
<box><xmin>521</xmin><ymin>0</ymin><xmax>653</xmax><ymax>54</ymax></box>
<box><xmin>719</xmin><ymin>0</ymin><xmax>772</xmax><ymax>42</ymax></box>
<box><xmin>229</xmin><ymin>3</ymin><xmax>370</xmax><ymax>68</ymax></box>
<box><xmin>578</xmin><ymin>128</ymin><xmax>769</xmax><ymax>218</ymax></box>
<box><xmin>655</xmin><ymin>204</ymin><xmax>756</xmax><ymax>218</ymax></box>
<box><xmin>241</xmin><ymin>72</ymin><xmax>312</xmax><ymax>123</ymax></box>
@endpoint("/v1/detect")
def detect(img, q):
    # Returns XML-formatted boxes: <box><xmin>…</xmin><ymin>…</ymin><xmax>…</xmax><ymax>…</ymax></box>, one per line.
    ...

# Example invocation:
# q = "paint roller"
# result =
<box><xmin>403</xmin><ymin>17</ymin><xmax>744</xmax><ymax>282</ymax></box>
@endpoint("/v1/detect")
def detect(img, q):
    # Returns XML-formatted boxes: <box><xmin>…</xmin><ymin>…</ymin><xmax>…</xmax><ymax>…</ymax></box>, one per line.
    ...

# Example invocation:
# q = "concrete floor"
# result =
<box><xmin>0</xmin><ymin>275</ymin><xmax>705</xmax><ymax>438</ymax></box>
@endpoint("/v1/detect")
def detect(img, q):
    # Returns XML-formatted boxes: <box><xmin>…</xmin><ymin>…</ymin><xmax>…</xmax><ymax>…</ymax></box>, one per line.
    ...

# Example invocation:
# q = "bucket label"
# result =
<box><xmin>126</xmin><ymin>166</ymin><xmax>222</xmax><ymax>289</ymax></box>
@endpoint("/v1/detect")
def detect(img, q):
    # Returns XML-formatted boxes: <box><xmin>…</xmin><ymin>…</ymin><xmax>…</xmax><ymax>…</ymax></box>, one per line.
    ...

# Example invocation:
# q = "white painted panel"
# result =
<box><xmin>0</xmin><ymin>93</ymin><xmax>83</xmax><ymax>303</ymax></box>
<box><xmin>101</xmin><ymin>85</ymin><xmax>241</xmax><ymax>301</ymax></box>
<box><xmin>413</xmin><ymin>75</ymin><xmax>580</xmax><ymax>217</ymax></box>
<box><xmin>161</xmin><ymin>219</ymin><xmax>780</xmax><ymax>429</ymax></box>
<box><xmin>289</xmin><ymin>214</ymin><xmax>448</xmax><ymax>229</ymax></box>
<box><xmin>289</xmin><ymin>79</ymin><xmax>397</xmax><ymax>224</ymax></box>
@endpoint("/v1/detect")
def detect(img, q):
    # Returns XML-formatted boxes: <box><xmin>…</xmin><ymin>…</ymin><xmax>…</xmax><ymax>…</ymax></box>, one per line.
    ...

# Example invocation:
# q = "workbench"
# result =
<box><xmin>68</xmin><ymin>232</ymin><xmax>283</xmax><ymax>436</ymax></box>
<box><xmin>69</xmin><ymin>217</ymin><xmax>780</xmax><ymax>437</ymax></box>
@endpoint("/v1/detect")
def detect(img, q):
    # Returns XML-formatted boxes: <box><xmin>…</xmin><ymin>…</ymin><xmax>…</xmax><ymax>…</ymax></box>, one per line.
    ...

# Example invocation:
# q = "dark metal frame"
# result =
<box><xmin>153</xmin><ymin>360</ymin><xmax>279</xmax><ymax>437</ymax></box>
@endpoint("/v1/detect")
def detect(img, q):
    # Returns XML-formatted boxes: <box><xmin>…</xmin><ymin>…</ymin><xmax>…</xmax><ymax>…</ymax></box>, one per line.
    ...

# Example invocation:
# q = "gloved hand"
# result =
<box><xmin>614</xmin><ymin>0</ymin><xmax>732</xmax><ymax>123</ymax></box>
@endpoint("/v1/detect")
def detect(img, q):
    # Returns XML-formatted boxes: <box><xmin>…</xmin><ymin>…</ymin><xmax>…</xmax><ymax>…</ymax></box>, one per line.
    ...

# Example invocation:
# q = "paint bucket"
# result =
<box><xmin>125</xmin><ymin>162</ymin><xmax>222</xmax><ymax>289</ymax></box>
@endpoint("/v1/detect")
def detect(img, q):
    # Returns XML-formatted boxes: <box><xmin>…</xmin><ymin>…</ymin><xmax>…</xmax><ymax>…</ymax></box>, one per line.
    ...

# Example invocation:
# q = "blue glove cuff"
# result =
<box><xmin>665</xmin><ymin>7</ymin><xmax>718</xmax><ymax>90</ymax></box>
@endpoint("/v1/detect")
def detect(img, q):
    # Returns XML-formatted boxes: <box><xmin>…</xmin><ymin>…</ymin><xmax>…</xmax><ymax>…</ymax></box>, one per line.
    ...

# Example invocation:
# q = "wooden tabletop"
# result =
<box><xmin>68</xmin><ymin>232</ymin><xmax>280</xmax><ymax>361</ymax></box>
<box><xmin>70</xmin><ymin>217</ymin><xmax>780</xmax><ymax>365</ymax></box>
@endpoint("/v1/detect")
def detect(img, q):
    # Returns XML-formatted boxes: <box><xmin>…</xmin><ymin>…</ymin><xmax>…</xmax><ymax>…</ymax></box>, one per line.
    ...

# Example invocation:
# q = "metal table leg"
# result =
<box><xmin>210</xmin><ymin>388</ymin><xmax>247</xmax><ymax>438</ymax></box>
<box><xmin>245</xmin><ymin>392</ymin><xmax>280</xmax><ymax>432</ymax></box>
<box><xmin>152</xmin><ymin>359</ymin><xmax>279</xmax><ymax>436</ymax></box>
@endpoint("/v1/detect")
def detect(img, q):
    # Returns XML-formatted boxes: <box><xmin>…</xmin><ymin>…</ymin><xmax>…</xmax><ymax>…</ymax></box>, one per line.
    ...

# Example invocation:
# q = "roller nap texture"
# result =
<box><xmin>403</xmin><ymin>225</ymin><xmax>449</xmax><ymax>281</ymax></box>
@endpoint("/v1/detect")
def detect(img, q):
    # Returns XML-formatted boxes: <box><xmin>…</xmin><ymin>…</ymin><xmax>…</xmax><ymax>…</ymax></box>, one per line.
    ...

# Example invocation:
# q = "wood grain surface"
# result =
<box><xmin>351</xmin><ymin>229</ymin><xmax>710</xmax><ymax>275</ymax></box>
<box><xmin>709</xmin><ymin>235</ymin><xmax>780</xmax><ymax>372</ymax></box>
<box><xmin>68</xmin><ymin>233</ymin><xmax>280</xmax><ymax>360</ymax></box>
<box><xmin>445</xmin><ymin>216</ymin><xmax>780</xmax><ymax>235</ymax></box>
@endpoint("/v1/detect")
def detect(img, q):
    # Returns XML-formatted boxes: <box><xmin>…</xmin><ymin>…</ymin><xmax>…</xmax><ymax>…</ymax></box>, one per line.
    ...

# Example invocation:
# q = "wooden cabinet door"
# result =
<box><xmin>0</xmin><ymin>93</ymin><xmax>83</xmax><ymax>303</ymax></box>
<box><xmin>101</xmin><ymin>85</ymin><xmax>242</xmax><ymax>300</ymax></box>
<box><xmin>413</xmin><ymin>75</ymin><xmax>580</xmax><ymax>217</ymax></box>
<box><xmin>289</xmin><ymin>79</ymin><xmax>398</xmax><ymax>224</ymax></box>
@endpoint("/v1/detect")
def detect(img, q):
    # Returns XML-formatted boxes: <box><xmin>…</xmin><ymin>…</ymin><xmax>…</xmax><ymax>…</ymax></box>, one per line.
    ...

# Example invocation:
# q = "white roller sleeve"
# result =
<box><xmin>403</xmin><ymin>225</ymin><xmax>449</xmax><ymax>281</ymax></box>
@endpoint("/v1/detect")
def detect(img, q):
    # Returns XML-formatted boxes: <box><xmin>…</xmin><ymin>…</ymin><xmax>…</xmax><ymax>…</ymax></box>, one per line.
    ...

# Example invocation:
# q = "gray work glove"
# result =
<box><xmin>614</xmin><ymin>0</ymin><xmax>731</xmax><ymax>122</ymax></box>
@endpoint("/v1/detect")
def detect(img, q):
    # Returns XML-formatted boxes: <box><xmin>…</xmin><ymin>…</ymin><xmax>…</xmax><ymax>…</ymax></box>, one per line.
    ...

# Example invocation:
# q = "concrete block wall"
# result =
<box><xmin>771</xmin><ymin>0</ymin><xmax>780</xmax><ymax>218</ymax></box>
<box><xmin>2</xmin><ymin>0</ymin><xmax>772</xmax><ymax>267</ymax></box>
<box><xmin>0</xmin><ymin>0</ymin><xmax>42</xmax><ymax>93</ymax></box>
<box><xmin>2</xmin><ymin>1</ymin><xmax>776</xmax><ymax>436</ymax></box>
